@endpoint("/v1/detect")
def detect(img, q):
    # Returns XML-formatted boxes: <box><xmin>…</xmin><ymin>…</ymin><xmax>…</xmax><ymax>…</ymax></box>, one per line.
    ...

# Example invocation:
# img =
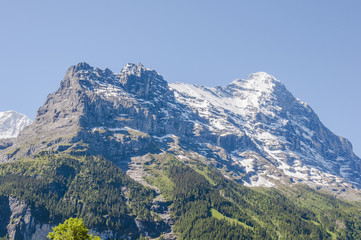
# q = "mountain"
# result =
<box><xmin>0</xmin><ymin>111</ymin><xmax>32</xmax><ymax>151</ymax></box>
<box><xmin>170</xmin><ymin>73</ymin><xmax>361</xmax><ymax>194</ymax></box>
<box><xmin>0</xmin><ymin>111</ymin><xmax>32</xmax><ymax>140</ymax></box>
<box><xmin>1</xmin><ymin>62</ymin><xmax>361</xmax><ymax>239</ymax></box>
<box><xmin>3</xmin><ymin>63</ymin><xmax>360</xmax><ymax>194</ymax></box>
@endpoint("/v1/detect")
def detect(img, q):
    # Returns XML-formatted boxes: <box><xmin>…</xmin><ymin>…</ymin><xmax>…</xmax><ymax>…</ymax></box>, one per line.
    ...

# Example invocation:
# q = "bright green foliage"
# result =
<box><xmin>47</xmin><ymin>217</ymin><xmax>101</xmax><ymax>240</ymax></box>
<box><xmin>210</xmin><ymin>208</ymin><xmax>252</xmax><ymax>230</ymax></box>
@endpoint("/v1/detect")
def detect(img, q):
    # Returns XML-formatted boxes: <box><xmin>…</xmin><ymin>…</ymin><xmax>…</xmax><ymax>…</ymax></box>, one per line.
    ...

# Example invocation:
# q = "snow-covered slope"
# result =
<box><xmin>0</xmin><ymin>111</ymin><xmax>32</xmax><ymax>139</ymax></box>
<box><xmin>170</xmin><ymin>72</ymin><xmax>361</xmax><ymax>192</ymax></box>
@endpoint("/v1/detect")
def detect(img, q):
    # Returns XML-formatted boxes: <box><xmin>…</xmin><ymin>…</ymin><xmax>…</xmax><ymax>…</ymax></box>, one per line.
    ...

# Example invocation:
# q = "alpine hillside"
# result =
<box><xmin>1</xmin><ymin>62</ymin><xmax>361</xmax><ymax>240</ymax></box>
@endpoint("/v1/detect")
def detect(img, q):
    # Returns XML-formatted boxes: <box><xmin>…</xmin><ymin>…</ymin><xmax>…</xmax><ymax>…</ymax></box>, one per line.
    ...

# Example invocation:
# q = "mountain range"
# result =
<box><xmin>0</xmin><ymin>62</ymin><xmax>361</xmax><ymax>239</ymax></box>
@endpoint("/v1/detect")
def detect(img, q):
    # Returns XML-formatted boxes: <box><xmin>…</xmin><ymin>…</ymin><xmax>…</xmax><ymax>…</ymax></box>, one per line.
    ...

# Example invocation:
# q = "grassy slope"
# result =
<box><xmin>211</xmin><ymin>208</ymin><xmax>253</xmax><ymax>230</ymax></box>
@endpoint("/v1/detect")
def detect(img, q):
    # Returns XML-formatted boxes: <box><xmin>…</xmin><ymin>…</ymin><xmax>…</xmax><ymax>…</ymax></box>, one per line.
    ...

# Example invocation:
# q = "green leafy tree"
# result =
<box><xmin>47</xmin><ymin>218</ymin><xmax>101</xmax><ymax>240</ymax></box>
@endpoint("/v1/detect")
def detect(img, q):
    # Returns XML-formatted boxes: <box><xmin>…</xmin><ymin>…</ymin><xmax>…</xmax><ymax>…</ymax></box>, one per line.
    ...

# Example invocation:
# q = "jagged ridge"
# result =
<box><xmin>1</xmin><ymin>62</ymin><xmax>360</xmax><ymax>194</ymax></box>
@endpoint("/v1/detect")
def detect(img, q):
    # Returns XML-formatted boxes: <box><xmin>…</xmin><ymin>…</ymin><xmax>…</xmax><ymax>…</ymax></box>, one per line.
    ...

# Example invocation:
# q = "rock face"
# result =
<box><xmin>1</xmin><ymin>62</ymin><xmax>360</xmax><ymax>192</ymax></box>
<box><xmin>0</xmin><ymin>111</ymin><xmax>32</xmax><ymax>140</ymax></box>
<box><xmin>0</xmin><ymin>196</ymin><xmax>119</xmax><ymax>240</ymax></box>
<box><xmin>0</xmin><ymin>196</ymin><xmax>49</xmax><ymax>240</ymax></box>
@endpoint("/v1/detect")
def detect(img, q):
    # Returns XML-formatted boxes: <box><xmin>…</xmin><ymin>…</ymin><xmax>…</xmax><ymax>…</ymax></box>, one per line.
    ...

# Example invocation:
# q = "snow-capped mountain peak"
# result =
<box><xmin>120</xmin><ymin>63</ymin><xmax>152</xmax><ymax>77</ymax></box>
<box><xmin>171</xmin><ymin>71</ymin><xmax>361</xmax><ymax>192</ymax></box>
<box><xmin>229</xmin><ymin>72</ymin><xmax>280</xmax><ymax>93</ymax></box>
<box><xmin>0</xmin><ymin>111</ymin><xmax>32</xmax><ymax>139</ymax></box>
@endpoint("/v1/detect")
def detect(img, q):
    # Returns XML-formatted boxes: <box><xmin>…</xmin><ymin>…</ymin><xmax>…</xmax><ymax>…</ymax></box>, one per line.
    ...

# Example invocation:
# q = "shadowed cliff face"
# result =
<box><xmin>1</xmin><ymin>62</ymin><xmax>360</xmax><ymax>192</ymax></box>
<box><xmin>0</xmin><ymin>196</ymin><xmax>40</xmax><ymax>240</ymax></box>
<box><xmin>119</xmin><ymin>63</ymin><xmax>169</xmax><ymax>100</ymax></box>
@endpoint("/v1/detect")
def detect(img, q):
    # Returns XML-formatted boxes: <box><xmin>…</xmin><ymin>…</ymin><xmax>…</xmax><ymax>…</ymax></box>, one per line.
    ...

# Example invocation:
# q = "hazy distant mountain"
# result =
<box><xmin>0</xmin><ymin>110</ymin><xmax>32</xmax><ymax>139</ymax></box>
<box><xmin>1</xmin><ymin>63</ymin><xmax>361</xmax><ymax>239</ymax></box>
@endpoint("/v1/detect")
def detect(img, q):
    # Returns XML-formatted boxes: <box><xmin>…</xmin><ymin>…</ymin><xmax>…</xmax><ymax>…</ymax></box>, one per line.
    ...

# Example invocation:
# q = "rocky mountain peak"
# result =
<box><xmin>120</xmin><ymin>63</ymin><xmax>145</xmax><ymax>76</ymax></box>
<box><xmin>119</xmin><ymin>63</ymin><xmax>169</xmax><ymax>100</ymax></box>
<box><xmin>59</xmin><ymin>62</ymin><xmax>93</xmax><ymax>91</ymax></box>
<box><xmin>249</xmin><ymin>71</ymin><xmax>278</xmax><ymax>82</ymax></box>
<box><xmin>60</xmin><ymin>62</ymin><xmax>169</xmax><ymax>100</ymax></box>
<box><xmin>229</xmin><ymin>72</ymin><xmax>281</xmax><ymax>93</ymax></box>
<box><xmin>68</xmin><ymin>62</ymin><xmax>94</xmax><ymax>73</ymax></box>
<box><xmin>58</xmin><ymin>63</ymin><xmax>118</xmax><ymax>95</ymax></box>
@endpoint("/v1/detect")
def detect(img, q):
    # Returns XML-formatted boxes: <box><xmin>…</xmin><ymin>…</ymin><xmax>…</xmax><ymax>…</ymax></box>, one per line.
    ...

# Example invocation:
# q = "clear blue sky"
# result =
<box><xmin>0</xmin><ymin>1</ymin><xmax>360</xmax><ymax>156</ymax></box>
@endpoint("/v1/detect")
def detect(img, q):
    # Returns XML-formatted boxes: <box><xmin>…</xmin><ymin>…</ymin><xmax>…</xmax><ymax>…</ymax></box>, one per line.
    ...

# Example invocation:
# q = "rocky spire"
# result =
<box><xmin>119</xmin><ymin>63</ymin><xmax>169</xmax><ymax>100</ymax></box>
